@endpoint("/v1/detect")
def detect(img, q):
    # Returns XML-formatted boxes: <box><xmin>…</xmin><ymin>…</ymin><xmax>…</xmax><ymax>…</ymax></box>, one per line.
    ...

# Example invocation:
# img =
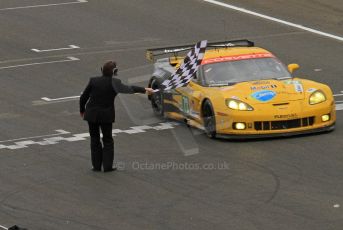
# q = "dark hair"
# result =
<box><xmin>102</xmin><ymin>61</ymin><xmax>117</xmax><ymax>77</ymax></box>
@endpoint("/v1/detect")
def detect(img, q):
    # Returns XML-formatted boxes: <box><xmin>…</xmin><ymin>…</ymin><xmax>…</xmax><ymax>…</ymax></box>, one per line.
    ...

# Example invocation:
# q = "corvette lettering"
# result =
<box><xmin>202</xmin><ymin>53</ymin><xmax>274</xmax><ymax>64</ymax></box>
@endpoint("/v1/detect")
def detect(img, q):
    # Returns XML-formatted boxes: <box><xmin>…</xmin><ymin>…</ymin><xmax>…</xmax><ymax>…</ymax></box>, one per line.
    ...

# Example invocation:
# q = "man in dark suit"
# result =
<box><xmin>80</xmin><ymin>61</ymin><xmax>153</xmax><ymax>172</ymax></box>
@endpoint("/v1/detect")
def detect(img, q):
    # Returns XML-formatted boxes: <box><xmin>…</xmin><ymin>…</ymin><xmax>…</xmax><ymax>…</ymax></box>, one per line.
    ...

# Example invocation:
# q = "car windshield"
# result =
<box><xmin>202</xmin><ymin>58</ymin><xmax>291</xmax><ymax>86</ymax></box>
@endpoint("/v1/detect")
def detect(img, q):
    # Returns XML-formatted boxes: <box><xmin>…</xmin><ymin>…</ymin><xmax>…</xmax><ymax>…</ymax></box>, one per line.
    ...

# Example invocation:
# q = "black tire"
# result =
<box><xmin>202</xmin><ymin>100</ymin><xmax>216</xmax><ymax>138</ymax></box>
<box><xmin>150</xmin><ymin>78</ymin><xmax>164</xmax><ymax>116</ymax></box>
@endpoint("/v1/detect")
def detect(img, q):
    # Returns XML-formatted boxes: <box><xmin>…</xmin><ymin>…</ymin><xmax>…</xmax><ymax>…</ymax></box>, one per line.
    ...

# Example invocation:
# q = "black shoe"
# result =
<box><xmin>104</xmin><ymin>167</ymin><xmax>117</xmax><ymax>173</ymax></box>
<box><xmin>92</xmin><ymin>168</ymin><xmax>101</xmax><ymax>172</ymax></box>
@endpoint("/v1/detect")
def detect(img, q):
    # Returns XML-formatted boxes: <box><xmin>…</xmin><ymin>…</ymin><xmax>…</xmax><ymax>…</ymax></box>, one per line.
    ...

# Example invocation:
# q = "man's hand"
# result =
<box><xmin>80</xmin><ymin>112</ymin><xmax>84</xmax><ymax>118</ymax></box>
<box><xmin>145</xmin><ymin>88</ymin><xmax>154</xmax><ymax>95</ymax></box>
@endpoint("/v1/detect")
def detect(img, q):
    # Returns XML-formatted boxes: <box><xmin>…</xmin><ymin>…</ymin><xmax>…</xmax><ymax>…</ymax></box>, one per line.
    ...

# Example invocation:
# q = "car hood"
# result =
<box><xmin>219</xmin><ymin>79</ymin><xmax>306</xmax><ymax>105</ymax></box>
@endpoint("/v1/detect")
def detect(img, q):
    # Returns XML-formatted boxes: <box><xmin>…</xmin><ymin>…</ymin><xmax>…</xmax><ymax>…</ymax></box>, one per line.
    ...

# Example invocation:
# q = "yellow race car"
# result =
<box><xmin>147</xmin><ymin>40</ymin><xmax>336</xmax><ymax>138</ymax></box>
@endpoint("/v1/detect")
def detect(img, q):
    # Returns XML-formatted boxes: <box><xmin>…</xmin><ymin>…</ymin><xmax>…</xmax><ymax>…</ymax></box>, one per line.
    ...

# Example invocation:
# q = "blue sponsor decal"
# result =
<box><xmin>251</xmin><ymin>90</ymin><xmax>276</xmax><ymax>102</ymax></box>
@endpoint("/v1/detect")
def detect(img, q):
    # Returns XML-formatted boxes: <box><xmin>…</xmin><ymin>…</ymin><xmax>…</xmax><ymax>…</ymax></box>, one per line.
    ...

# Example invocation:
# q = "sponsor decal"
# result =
<box><xmin>283</xmin><ymin>80</ymin><xmax>301</xmax><ymax>85</ymax></box>
<box><xmin>251</xmin><ymin>90</ymin><xmax>276</xmax><ymax>102</ymax></box>
<box><xmin>181</xmin><ymin>96</ymin><xmax>190</xmax><ymax>114</ymax></box>
<box><xmin>307</xmin><ymin>88</ymin><xmax>317</xmax><ymax>93</ymax></box>
<box><xmin>282</xmin><ymin>79</ymin><xmax>303</xmax><ymax>93</ymax></box>
<box><xmin>251</xmin><ymin>84</ymin><xmax>277</xmax><ymax>90</ymax></box>
<box><xmin>274</xmin><ymin>113</ymin><xmax>298</xmax><ymax>119</ymax></box>
<box><xmin>164</xmin><ymin>48</ymin><xmax>189</xmax><ymax>53</ymax></box>
<box><xmin>294</xmin><ymin>82</ymin><xmax>303</xmax><ymax>92</ymax></box>
<box><xmin>202</xmin><ymin>53</ymin><xmax>274</xmax><ymax>64</ymax></box>
<box><xmin>252</xmin><ymin>80</ymin><xmax>271</xmax><ymax>85</ymax></box>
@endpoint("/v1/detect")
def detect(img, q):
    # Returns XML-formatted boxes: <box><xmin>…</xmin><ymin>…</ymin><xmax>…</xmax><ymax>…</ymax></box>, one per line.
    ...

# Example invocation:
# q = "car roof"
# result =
<box><xmin>202</xmin><ymin>46</ymin><xmax>271</xmax><ymax>60</ymax></box>
<box><xmin>156</xmin><ymin>46</ymin><xmax>273</xmax><ymax>69</ymax></box>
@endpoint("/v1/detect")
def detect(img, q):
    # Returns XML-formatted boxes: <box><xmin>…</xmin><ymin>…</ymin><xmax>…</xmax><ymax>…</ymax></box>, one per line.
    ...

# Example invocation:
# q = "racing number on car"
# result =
<box><xmin>182</xmin><ymin>96</ymin><xmax>190</xmax><ymax>114</ymax></box>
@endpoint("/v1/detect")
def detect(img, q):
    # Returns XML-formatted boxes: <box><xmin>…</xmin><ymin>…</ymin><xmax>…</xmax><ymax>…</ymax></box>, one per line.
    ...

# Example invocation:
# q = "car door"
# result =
<box><xmin>175</xmin><ymin>73</ymin><xmax>204</xmax><ymax>122</ymax></box>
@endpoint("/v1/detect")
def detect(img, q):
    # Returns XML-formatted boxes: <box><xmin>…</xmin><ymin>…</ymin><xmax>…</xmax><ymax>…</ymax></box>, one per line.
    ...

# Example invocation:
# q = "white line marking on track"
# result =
<box><xmin>0</xmin><ymin>130</ymin><xmax>70</xmax><ymax>143</ymax></box>
<box><xmin>0</xmin><ymin>122</ymin><xmax>178</xmax><ymax>150</ymax></box>
<box><xmin>334</xmin><ymin>93</ymin><xmax>343</xmax><ymax>97</ymax></box>
<box><xmin>336</xmin><ymin>104</ymin><xmax>343</xmax><ymax>111</ymax></box>
<box><xmin>203</xmin><ymin>0</ymin><xmax>343</xmax><ymax>42</ymax></box>
<box><xmin>31</xmin><ymin>45</ymin><xmax>80</xmax><ymax>53</ymax></box>
<box><xmin>0</xmin><ymin>224</ymin><xmax>8</xmax><ymax>230</ymax></box>
<box><xmin>0</xmin><ymin>0</ymin><xmax>87</xmax><ymax>11</ymax></box>
<box><xmin>0</xmin><ymin>57</ymin><xmax>79</xmax><ymax>70</ymax></box>
<box><xmin>41</xmin><ymin>95</ymin><xmax>80</xmax><ymax>102</ymax></box>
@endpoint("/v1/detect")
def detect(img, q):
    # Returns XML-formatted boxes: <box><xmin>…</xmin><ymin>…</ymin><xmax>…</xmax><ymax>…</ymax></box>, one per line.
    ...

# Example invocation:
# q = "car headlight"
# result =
<box><xmin>309</xmin><ymin>90</ymin><xmax>326</xmax><ymax>105</ymax></box>
<box><xmin>226</xmin><ymin>99</ymin><xmax>254</xmax><ymax>111</ymax></box>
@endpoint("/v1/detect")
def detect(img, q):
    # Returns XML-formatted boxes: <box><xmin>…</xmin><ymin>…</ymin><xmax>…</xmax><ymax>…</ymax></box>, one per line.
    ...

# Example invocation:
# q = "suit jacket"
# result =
<box><xmin>80</xmin><ymin>76</ymin><xmax>146</xmax><ymax>123</ymax></box>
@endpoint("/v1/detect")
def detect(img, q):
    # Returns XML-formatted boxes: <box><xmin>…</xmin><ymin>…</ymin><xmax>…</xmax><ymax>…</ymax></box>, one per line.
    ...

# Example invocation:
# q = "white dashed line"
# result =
<box><xmin>203</xmin><ymin>0</ymin><xmax>343</xmax><ymax>42</ymax></box>
<box><xmin>334</xmin><ymin>94</ymin><xmax>343</xmax><ymax>111</ymax></box>
<box><xmin>0</xmin><ymin>130</ymin><xmax>70</xmax><ymax>143</ymax></box>
<box><xmin>0</xmin><ymin>57</ymin><xmax>79</xmax><ymax>70</ymax></box>
<box><xmin>336</xmin><ymin>104</ymin><xmax>343</xmax><ymax>111</ymax></box>
<box><xmin>0</xmin><ymin>122</ymin><xmax>179</xmax><ymax>150</ymax></box>
<box><xmin>0</xmin><ymin>0</ymin><xmax>87</xmax><ymax>11</ymax></box>
<box><xmin>41</xmin><ymin>95</ymin><xmax>80</xmax><ymax>102</ymax></box>
<box><xmin>31</xmin><ymin>45</ymin><xmax>80</xmax><ymax>53</ymax></box>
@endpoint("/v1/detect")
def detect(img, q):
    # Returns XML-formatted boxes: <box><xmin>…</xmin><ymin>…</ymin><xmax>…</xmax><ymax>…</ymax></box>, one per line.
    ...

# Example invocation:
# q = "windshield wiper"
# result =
<box><xmin>208</xmin><ymin>83</ymin><xmax>229</xmax><ymax>87</ymax></box>
<box><xmin>275</xmin><ymin>76</ymin><xmax>291</xmax><ymax>80</ymax></box>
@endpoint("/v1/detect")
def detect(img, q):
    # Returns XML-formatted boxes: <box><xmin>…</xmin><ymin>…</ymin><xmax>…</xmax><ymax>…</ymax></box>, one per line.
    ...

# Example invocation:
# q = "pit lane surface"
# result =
<box><xmin>0</xmin><ymin>0</ymin><xmax>342</xmax><ymax>229</ymax></box>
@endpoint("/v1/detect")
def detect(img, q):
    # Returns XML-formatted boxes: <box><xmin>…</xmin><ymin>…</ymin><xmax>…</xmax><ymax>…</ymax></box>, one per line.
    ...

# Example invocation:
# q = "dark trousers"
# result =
<box><xmin>88</xmin><ymin>122</ymin><xmax>114</xmax><ymax>171</ymax></box>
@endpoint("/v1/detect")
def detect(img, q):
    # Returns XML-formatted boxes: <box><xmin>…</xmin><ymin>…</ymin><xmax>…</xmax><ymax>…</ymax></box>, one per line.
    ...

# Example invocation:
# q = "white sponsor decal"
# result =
<box><xmin>294</xmin><ymin>83</ymin><xmax>303</xmax><ymax>92</ymax></box>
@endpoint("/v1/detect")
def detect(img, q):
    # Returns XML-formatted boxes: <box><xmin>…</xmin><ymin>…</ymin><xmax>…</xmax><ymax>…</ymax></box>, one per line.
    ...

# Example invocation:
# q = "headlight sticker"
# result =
<box><xmin>294</xmin><ymin>82</ymin><xmax>303</xmax><ymax>92</ymax></box>
<box><xmin>251</xmin><ymin>90</ymin><xmax>276</xmax><ymax>102</ymax></box>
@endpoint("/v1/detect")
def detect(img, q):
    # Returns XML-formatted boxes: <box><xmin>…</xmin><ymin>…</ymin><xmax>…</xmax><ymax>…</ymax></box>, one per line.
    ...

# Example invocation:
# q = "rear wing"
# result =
<box><xmin>146</xmin><ymin>39</ymin><xmax>254</xmax><ymax>61</ymax></box>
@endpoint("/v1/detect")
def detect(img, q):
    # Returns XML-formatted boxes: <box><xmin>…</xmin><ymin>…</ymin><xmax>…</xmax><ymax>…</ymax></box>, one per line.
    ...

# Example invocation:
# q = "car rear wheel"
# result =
<box><xmin>202</xmin><ymin>100</ymin><xmax>216</xmax><ymax>138</ymax></box>
<box><xmin>150</xmin><ymin>78</ymin><xmax>164</xmax><ymax>116</ymax></box>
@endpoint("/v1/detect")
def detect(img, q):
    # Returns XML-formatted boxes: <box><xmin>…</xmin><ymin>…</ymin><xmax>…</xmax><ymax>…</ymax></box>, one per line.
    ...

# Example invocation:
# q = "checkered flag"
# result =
<box><xmin>161</xmin><ymin>40</ymin><xmax>207</xmax><ymax>90</ymax></box>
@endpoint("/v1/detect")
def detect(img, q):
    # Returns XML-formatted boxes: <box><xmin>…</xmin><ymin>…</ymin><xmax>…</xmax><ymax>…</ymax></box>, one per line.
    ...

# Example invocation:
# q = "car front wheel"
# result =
<box><xmin>202</xmin><ymin>100</ymin><xmax>216</xmax><ymax>138</ymax></box>
<box><xmin>150</xmin><ymin>78</ymin><xmax>164</xmax><ymax>116</ymax></box>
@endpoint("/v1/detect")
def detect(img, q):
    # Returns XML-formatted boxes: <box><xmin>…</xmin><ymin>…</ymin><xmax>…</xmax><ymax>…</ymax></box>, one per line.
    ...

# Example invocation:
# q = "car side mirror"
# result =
<box><xmin>288</xmin><ymin>63</ymin><xmax>300</xmax><ymax>73</ymax></box>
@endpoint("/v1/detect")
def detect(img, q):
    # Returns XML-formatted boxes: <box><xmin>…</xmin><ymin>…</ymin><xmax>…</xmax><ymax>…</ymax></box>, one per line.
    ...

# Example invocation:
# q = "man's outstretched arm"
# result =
<box><xmin>112</xmin><ymin>78</ymin><xmax>153</xmax><ymax>94</ymax></box>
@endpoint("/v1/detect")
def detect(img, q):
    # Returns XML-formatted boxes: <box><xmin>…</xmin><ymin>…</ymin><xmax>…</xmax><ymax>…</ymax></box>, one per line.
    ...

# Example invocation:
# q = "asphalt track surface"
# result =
<box><xmin>0</xmin><ymin>0</ymin><xmax>342</xmax><ymax>229</ymax></box>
